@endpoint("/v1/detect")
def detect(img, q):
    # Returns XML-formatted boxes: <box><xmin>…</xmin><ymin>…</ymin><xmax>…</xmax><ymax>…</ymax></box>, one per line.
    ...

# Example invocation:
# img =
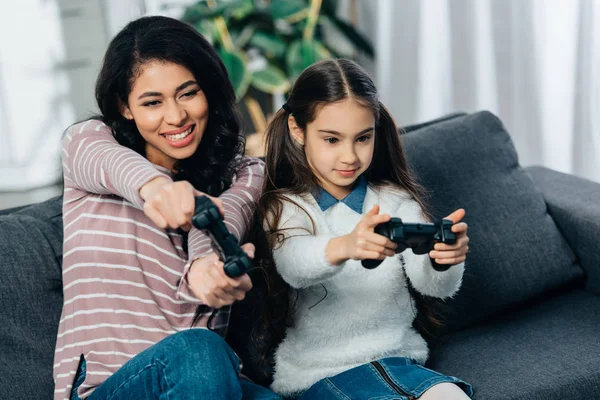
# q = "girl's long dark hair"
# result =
<box><xmin>94</xmin><ymin>16</ymin><xmax>244</xmax><ymax>325</ymax></box>
<box><xmin>253</xmin><ymin>59</ymin><xmax>442</xmax><ymax>376</ymax></box>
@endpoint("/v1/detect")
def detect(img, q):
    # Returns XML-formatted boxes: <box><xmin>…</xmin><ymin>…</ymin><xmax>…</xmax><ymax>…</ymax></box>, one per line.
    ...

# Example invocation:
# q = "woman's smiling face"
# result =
<box><xmin>120</xmin><ymin>61</ymin><xmax>209</xmax><ymax>170</ymax></box>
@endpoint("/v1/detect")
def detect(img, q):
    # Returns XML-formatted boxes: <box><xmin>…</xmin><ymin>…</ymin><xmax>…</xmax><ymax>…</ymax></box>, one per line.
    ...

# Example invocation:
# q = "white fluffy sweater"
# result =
<box><xmin>269</xmin><ymin>185</ymin><xmax>465</xmax><ymax>396</ymax></box>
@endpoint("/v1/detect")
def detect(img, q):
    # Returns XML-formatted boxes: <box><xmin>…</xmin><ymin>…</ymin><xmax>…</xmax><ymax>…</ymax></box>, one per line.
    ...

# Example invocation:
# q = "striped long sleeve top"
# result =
<box><xmin>53</xmin><ymin>119</ymin><xmax>264</xmax><ymax>400</ymax></box>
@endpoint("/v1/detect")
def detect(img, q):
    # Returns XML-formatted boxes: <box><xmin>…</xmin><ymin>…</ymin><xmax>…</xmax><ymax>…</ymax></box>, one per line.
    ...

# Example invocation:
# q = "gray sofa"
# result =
<box><xmin>1</xmin><ymin>111</ymin><xmax>599</xmax><ymax>399</ymax></box>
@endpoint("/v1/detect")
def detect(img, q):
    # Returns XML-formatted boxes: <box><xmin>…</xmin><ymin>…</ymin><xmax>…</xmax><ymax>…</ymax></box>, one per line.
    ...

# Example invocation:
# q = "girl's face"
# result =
<box><xmin>290</xmin><ymin>98</ymin><xmax>375</xmax><ymax>199</ymax></box>
<box><xmin>121</xmin><ymin>61</ymin><xmax>209</xmax><ymax>170</ymax></box>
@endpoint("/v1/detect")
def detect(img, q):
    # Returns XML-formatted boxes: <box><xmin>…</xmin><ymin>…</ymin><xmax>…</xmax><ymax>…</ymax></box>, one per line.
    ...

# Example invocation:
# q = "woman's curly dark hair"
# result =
<box><xmin>94</xmin><ymin>15</ymin><xmax>244</xmax><ymax>197</ymax></box>
<box><xmin>93</xmin><ymin>15</ymin><xmax>245</xmax><ymax>326</ymax></box>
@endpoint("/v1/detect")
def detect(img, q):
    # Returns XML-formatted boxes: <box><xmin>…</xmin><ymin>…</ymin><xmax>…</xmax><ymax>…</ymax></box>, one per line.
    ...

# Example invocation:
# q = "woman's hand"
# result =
<box><xmin>139</xmin><ymin>177</ymin><xmax>224</xmax><ymax>231</ymax></box>
<box><xmin>327</xmin><ymin>205</ymin><xmax>397</xmax><ymax>265</ymax></box>
<box><xmin>187</xmin><ymin>243</ymin><xmax>255</xmax><ymax>308</ymax></box>
<box><xmin>429</xmin><ymin>208</ymin><xmax>469</xmax><ymax>265</ymax></box>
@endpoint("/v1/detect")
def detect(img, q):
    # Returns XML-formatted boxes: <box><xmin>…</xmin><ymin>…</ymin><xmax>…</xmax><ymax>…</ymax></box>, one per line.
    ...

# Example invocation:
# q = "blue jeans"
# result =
<box><xmin>297</xmin><ymin>357</ymin><xmax>473</xmax><ymax>400</ymax></box>
<box><xmin>70</xmin><ymin>329</ymin><xmax>280</xmax><ymax>400</ymax></box>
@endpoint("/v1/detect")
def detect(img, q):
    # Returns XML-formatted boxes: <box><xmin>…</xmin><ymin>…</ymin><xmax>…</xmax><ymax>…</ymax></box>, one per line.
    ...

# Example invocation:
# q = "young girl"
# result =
<box><xmin>54</xmin><ymin>16</ymin><xmax>280</xmax><ymax>400</ymax></box>
<box><xmin>257</xmin><ymin>59</ymin><xmax>473</xmax><ymax>399</ymax></box>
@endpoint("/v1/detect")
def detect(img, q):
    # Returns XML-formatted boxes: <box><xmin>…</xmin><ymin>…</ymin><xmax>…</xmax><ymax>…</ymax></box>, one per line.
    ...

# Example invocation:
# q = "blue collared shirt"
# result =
<box><xmin>312</xmin><ymin>176</ymin><xmax>367</xmax><ymax>214</ymax></box>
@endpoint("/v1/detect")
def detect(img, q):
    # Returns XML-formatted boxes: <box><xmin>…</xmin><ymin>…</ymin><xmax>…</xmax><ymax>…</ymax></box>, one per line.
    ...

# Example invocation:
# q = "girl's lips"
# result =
<box><xmin>336</xmin><ymin>169</ymin><xmax>358</xmax><ymax>178</ymax></box>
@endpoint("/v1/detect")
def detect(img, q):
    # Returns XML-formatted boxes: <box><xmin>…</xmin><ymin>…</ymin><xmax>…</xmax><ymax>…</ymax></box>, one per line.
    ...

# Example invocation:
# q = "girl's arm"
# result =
<box><xmin>176</xmin><ymin>157</ymin><xmax>265</xmax><ymax>303</ymax></box>
<box><xmin>62</xmin><ymin>120</ymin><xmax>171</xmax><ymax>209</ymax></box>
<box><xmin>269</xmin><ymin>200</ymin><xmax>345</xmax><ymax>289</ymax></box>
<box><xmin>400</xmin><ymin>200</ymin><xmax>465</xmax><ymax>299</ymax></box>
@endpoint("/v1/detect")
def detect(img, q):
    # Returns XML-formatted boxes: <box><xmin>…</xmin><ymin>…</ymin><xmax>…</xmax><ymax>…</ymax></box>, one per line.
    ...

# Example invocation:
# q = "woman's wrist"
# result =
<box><xmin>325</xmin><ymin>235</ymin><xmax>350</xmax><ymax>266</ymax></box>
<box><xmin>139</xmin><ymin>176</ymin><xmax>172</xmax><ymax>201</ymax></box>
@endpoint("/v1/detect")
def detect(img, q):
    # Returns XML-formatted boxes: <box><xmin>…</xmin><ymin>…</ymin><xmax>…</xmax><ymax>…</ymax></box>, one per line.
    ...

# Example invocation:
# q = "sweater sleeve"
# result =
<box><xmin>399</xmin><ymin>199</ymin><xmax>465</xmax><ymax>299</ymax></box>
<box><xmin>176</xmin><ymin>157</ymin><xmax>265</xmax><ymax>303</ymax></box>
<box><xmin>270</xmin><ymin>199</ymin><xmax>344</xmax><ymax>289</ymax></box>
<box><xmin>62</xmin><ymin>120</ymin><xmax>170</xmax><ymax>209</ymax></box>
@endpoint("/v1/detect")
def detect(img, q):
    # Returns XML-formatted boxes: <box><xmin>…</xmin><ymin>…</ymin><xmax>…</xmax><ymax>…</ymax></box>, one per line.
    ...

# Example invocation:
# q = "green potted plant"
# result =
<box><xmin>175</xmin><ymin>0</ymin><xmax>374</xmax><ymax>154</ymax></box>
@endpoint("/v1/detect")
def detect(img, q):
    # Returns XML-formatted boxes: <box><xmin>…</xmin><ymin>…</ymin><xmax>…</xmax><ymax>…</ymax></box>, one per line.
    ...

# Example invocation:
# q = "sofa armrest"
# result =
<box><xmin>526</xmin><ymin>166</ymin><xmax>600</xmax><ymax>293</ymax></box>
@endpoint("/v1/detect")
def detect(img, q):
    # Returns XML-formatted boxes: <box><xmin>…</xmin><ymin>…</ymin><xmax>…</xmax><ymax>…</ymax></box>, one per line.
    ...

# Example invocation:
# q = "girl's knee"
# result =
<box><xmin>419</xmin><ymin>382</ymin><xmax>470</xmax><ymax>400</ymax></box>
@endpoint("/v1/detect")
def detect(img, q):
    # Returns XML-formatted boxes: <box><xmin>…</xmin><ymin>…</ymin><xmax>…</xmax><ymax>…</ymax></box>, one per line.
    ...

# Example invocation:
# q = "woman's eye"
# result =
<box><xmin>357</xmin><ymin>135</ymin><xmax>372</xmax><ymax>143</ymax></box>
<box><xmin>325</xmin><ymin>137</ymin><xmax>339</xmax><ymax>144</ymax></box>
<box><xmin>142</xmin><ymin>100</ymin><xmax>161</xmax><ymax>107</ymax></box>
<box><xmin>181</xmin><ymin>90</ymin><xmax>199</xmax><ymax>98</ymax></box>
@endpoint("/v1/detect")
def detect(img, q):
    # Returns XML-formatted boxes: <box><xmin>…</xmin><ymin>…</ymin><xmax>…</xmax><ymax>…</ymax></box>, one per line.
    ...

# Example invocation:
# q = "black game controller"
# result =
<box><xmin>361</xmin><ymin>218</ymin><xmax>456</xmax><ymax>271</ymax></box>
<box><xmin>191</xmin><ymin>196</ymin><xmax>252</xmax><ymax>278</ymax></box>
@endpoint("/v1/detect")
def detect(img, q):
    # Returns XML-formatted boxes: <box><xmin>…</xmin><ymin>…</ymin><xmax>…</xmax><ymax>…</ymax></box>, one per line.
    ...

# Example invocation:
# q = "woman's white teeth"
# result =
<box><xmin>164</xmin><ymin>127</ymin><xmax>192</xmax><ymax>141</ymax></box>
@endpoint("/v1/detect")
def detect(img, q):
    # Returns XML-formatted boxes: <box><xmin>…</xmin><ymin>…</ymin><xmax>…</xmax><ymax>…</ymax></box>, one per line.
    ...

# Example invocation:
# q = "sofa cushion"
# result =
<box><xmin>400</xmin><ymin>111</ymin><xmax>584</xmax><ymax>332</ymax></box>
<box><xmin>427</xmin><ymin>288</ymin><xmax>600</xmax><ymax>400</ymax></box>
<box><xmin>0</xmin><ymin>196</ymin><xmax>64</xmax><ymax>400</ymax></box>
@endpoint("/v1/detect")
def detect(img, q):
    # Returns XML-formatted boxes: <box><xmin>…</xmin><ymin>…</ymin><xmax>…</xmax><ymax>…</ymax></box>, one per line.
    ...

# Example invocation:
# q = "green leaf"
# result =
<box><xmin>251</xmin><ymin>65</ymin><xmax>291</xmax><ymax>94</ymax></box>
<box><xmin>323</xmin><ymin>14</ymin><xmax>374</xmax><ymax>58</ymax></box>
<box><xmin>181</xmin><ymin>2</ymin><xmax>229</xmax><ymax>24</ymax></box>
<box><xmin>181</xmin><ymin>0</ymin><xmax>253</xmax><ymax>24</ymax></box>
<box><xmin>268</xmin><ymin>0</ymin><xmax>308</xmax><ymax>20</ymax></box>
<box><xmin>194</xmin><ymin>19</ymin><xmax>217</xmax><ymax>45</ymax></box>
<box><xmin>228</xmin><ymin>0</ymin><xmax>255</xmax><ymax>20</ymax></box>
<box><xmin>219</xmin><ymin>49</ymin><xmax>252</xmax><ymax>100</ymax></box>
<box><xmin>248</xmin><ymin>31</ymin><xmax>287</xmax><ymax>59</ymax></box>
<box><xmin>286</xmin><ymin>39</ymin><xmax>331</xmax><ymax>81</ymax></box>
<box><xmin>230</xmin><ymin>25</ymin><xmax>256</xmax><ymax>48</ymax></box>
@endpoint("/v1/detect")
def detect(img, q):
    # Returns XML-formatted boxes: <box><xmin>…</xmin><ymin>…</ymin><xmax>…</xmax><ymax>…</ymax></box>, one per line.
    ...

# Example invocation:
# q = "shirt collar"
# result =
<box><xmin>312</xmin><ymin>176</ymin><xmax>367</xmax><ymax>214</ymax></box>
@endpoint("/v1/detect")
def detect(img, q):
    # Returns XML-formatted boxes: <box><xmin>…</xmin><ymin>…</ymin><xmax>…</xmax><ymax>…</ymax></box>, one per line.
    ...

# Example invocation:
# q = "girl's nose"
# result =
<box><xmin>341</xmin><ymin>145</ymin><xmax>359</xmax><ymax>165</ymax></box>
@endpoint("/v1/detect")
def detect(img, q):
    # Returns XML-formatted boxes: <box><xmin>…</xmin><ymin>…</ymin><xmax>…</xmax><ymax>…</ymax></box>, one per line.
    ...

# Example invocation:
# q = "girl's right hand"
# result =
<box><xmin>187</xmin><ymin>243</ymin><xmax>254</xmax><ymax>308</ymax></box>
<box><xmin>139</xmin><ymin>177</ymin><xmax>224</xmax><ymax>231</ymax></box>
<box><xmin>328</xmin><ymin>205</ymin><xmax>397</xmax><ymax>265</ymax></box>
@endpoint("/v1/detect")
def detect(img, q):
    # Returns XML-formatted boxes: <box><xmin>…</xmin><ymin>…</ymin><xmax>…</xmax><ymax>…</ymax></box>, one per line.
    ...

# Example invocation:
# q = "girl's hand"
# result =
<box><xmin>139</xmin><ymin>177</ymin><xmax>224</xmax><ymax>231</ymax></box>
<box><xmin>328</xmin><ymin>205</ymin><xmax>397</xmax><ymax>265</ymax></box>
<box><xmin>187</xmin><ymin>243</ymin><xmax>254</xmax><ymax>308</ymax></box>
<box><xmin>429</xmin><ymin>208</ymin><xmax>470</xmax><ymax>265</ymax></box>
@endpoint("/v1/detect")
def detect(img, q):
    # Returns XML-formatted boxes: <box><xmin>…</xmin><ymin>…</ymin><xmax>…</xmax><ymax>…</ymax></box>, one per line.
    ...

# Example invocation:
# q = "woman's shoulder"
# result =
<box><xmin>66</xmin><ymin>119</ymin><xmax>111</xmax><ymax>137</ymax></box>
<box><xmin>233</xmin><ymin>155</ymin><xmax>265</xmax><ymax>175</ymax></box>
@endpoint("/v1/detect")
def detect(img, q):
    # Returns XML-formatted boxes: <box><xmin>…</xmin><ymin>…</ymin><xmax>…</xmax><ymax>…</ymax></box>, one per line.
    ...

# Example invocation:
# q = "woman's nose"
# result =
<box><xmin>164</xmin><ymin>101</ymin><xmax>187</xmax><ymax>125</ymax></box>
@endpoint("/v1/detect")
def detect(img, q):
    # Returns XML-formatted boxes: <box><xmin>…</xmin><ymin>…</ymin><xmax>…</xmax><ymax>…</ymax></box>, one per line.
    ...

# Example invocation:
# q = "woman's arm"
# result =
<box><xmin>176</xmin><ymin>157</ymin><xmax>265</xmax><ymax>303</ymax></box>
<box><xmin>62</xmin><ymin>120</ymin><xmax>170</xmax><ymax>209</ymax></box>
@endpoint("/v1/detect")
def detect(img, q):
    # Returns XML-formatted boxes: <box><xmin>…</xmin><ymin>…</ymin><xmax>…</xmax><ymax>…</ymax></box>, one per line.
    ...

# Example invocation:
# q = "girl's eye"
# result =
<box><xmin>142</xmin><ymin>100</ymin><xmax>161</xmax><ymax>107</ymax></box>
<box><xmin>357</xmin><ymin>135</ymin><xmax>372</xmax><ymax>143</ymax></box>
<box><xmin>325</xmin><ymin>137</ymin><xmax>339</xmax><ymax>144</ymax></box>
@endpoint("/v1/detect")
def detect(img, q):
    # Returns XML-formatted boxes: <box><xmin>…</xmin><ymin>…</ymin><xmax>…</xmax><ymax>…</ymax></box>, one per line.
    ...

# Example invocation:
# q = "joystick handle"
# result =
<box><xmin>191</xmin><ymin>196</ymin><xmax>252</xmax><ymax>278</ymax></box>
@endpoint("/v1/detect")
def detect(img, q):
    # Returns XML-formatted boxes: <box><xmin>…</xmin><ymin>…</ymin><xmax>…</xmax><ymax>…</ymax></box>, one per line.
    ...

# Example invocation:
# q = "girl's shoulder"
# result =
<box><xmin>370</xmin><ymin>184</ymin><xmax>414</xmax><ymax>208</ymax></box>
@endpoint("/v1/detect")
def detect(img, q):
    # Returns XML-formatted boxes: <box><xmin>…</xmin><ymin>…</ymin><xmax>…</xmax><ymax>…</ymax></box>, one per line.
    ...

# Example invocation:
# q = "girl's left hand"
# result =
<box><xmin>428</xmin><ymin>208</ymin><xmax>469</xmax><ymax>266</ymax></box>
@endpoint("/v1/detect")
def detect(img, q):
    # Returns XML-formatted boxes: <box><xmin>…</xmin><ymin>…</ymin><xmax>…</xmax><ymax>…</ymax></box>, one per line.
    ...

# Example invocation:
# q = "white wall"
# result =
<box><xmin>0</xmin><ymin>0</ymin><xmax>75</xmax><ymax>190</ymax></box>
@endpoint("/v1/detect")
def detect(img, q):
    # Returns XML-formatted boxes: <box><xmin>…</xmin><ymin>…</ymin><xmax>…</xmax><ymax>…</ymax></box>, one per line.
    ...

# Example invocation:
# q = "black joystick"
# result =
<box><xmin>191</xmin><ymin>196</ymin><xmax>252</xmax><ymax>278</ymax></box>
<box><xmin>362</xmin><ymin>218</ymin><xmax>456</xmax><ymax>271</ymax></box>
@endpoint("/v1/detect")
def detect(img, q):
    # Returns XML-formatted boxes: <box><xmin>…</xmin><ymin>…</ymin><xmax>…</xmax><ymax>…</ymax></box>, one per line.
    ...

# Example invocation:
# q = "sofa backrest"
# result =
<box><xmin>400</xmin><ymin>111</ymin><xmax>585</xmax><ymax>332</ymax></box>
<box><xmin>0</xmin><ymin>196</ymin><xmax>64</xmax><ymax>400</ymax></box>
<box><xmin>0</xmin><ymin>111</ymin><xmax>587</xmax><ymax>396</ymax></box>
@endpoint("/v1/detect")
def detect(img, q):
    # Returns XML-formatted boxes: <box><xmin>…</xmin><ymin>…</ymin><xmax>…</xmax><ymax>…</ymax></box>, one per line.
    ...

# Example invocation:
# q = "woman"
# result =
<box><xmin>54</xmin><ymin>15</ymin><xmax>278</xmax><ymax>400</ymax></box>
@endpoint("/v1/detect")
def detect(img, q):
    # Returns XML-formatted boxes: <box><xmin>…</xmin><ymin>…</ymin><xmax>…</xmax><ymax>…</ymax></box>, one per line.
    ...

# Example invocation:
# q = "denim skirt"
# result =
<box><xmin>297</xmin><ymin>357</ymin><xmax>473</xmax><ymax>400</ymax></box>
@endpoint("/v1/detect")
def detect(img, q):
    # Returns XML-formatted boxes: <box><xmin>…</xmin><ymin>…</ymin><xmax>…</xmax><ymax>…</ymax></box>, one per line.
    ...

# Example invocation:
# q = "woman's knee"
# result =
<box><xmin>153</xmin><ymin>329</ymin><xmax>238</xmax><ymax>371</ymax></box>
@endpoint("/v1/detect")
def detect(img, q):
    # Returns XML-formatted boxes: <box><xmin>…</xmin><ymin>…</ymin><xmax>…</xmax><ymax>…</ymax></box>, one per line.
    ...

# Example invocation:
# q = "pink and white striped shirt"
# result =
<box><xmin>53</xmin><ymin>119</ymin><xmax>264</xmax><ymax>399</ymax></box>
